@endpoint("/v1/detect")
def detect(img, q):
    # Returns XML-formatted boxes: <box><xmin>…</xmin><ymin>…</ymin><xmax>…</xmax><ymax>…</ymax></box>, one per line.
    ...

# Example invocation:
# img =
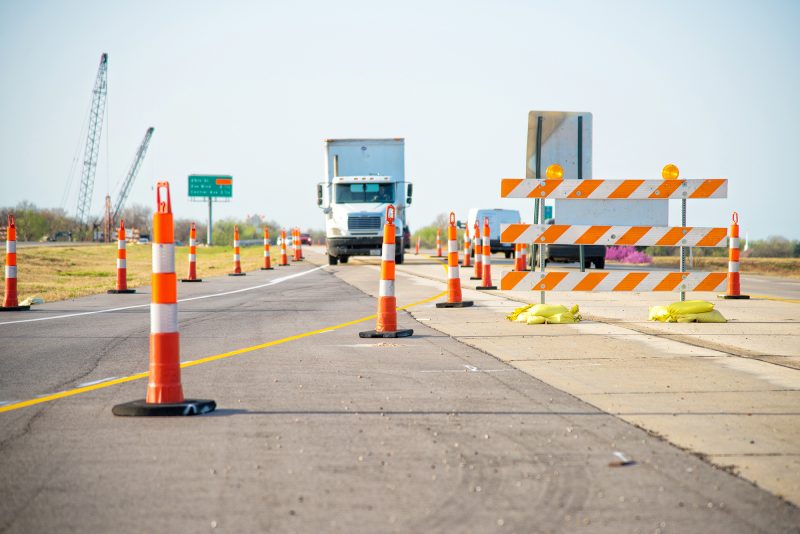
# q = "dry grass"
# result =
<box><xmin>1</xmin><ymin>243</ymin><xmax>281</xmax><ymax>303</ymax></box>
<box><xmin>648</xmin><ymin>256</ymin><xmax>800</xmax><ymax>278</ymax></box>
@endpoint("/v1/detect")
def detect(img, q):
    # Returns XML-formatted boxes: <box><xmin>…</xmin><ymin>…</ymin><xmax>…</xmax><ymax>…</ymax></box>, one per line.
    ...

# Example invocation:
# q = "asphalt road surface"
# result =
<box><xmin>0</xmin><ymin>260</ymin><xmax>798</xmax><ymax>533</ymax></box>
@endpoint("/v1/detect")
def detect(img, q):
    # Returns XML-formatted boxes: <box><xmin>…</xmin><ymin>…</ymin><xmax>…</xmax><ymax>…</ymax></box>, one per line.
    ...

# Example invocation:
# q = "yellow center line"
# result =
<box><xmin>0</xmin><ymin>289</ymin><xmax>447</xmax><ymax>414</ymax></box>
<box><xmin>748</xmin><ymin>294</ymin><xmax>800</xmax><ymax>304</ymax></box>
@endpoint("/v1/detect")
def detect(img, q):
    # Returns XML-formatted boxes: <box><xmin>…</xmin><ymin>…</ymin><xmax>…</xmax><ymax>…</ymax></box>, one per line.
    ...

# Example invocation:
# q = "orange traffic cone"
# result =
<box><xmin>462</xmin><ymin>224</ymin><xmax>471</xmax><ymax>268</ymax></box>
<box><xmin>719</xmin><ymin>211</ymin><xmax>749</xmax><ymax>299</ymax></box>
<box><xmin>437</xmin><ymin>212</ymin><xmax>473</xmax><ymax>308</ymax></box>
<box><xmin>1</xmin><ymin>214</ymin><xmax>30</xmax><ymax>311</ymax></box>
<box><xmin>229</xmin><ymin>225</ymin><xmax>246</xmax><ymax>276</ymax></box>
<box><xmin>297</xmin><ymin>228</ymin><xmax>305</xmax><ymax>260</ymax></box>
<box><xmin>436</xmin><ymin>228</ymin><xmax>442</xmax><ymax>257</ymax></box>
<box><xmin>261</xmin><ymin>226</ymin><xmax>274</xmax><ymax>270</ymax></box>
<box><xmin>181</xmin><ymin>222</ymin><xmax>202</xmax><ymax>282</ymax></box>
<box><xmin>514</xmin><ymin>243</ymin><xmax>527</xmax><ymax>271</ymax></box>
<box><xmin>112</xmin><ymin>182</ymin><xmax>216</xmax><ymax>416</ymax></box>
<box><xmin>470</xmin><ymin>220</ymin><xmax>482</xmax><ymax>280</ymax></box>
<box><xmin>359</xmin><ymin>205</ymin><xmax>413</xmax><ymax>338</ymax></box>
<box><xmin>476</xmin><ymin>216</ymin><xmax>496</xmax><ymax>290</ymax></box>
<box><xmin>415</xmin><ymin>236</ymin><xmax>420</xmax><ymax>255</ymax></box>
<box><xmin>108</xmin><ymin>219</ymin><xmax>136</xmax><ymax>293</ymax></box>
<box><xmin>278</xmin><ymin>229</ymin><xmax>289</xmax><ymax>266</ymax></box>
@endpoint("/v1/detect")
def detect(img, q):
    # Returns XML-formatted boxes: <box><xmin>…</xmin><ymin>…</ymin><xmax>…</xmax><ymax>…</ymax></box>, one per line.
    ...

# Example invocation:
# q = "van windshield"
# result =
<box><xmin>335</xmin><ymin>183</ymin><xmax>395</xmax><ymax>204</ymax></box>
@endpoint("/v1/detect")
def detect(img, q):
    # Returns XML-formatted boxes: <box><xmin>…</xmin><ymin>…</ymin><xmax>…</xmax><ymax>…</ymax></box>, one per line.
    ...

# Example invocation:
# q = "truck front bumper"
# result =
<box><xmin>327</xmin><ymin>236</ymin><xmax>403</xmax><ymax>257</ymax></box>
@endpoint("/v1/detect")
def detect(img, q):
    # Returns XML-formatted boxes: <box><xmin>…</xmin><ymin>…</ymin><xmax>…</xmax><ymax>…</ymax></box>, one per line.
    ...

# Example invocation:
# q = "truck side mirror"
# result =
<box><xmin>406</xmin><ymin>183</ymin><xmax>413</xmax><ymax>205</ymax></box>
<box><xmin>456</xmin><ymin>220</ymin><xmax>464</xmax><ymax>229</ymax></box>
<box><xmin>316</xmin><ymin>184</ymin><xmax>323</xmax><ymax>207</ymax></box>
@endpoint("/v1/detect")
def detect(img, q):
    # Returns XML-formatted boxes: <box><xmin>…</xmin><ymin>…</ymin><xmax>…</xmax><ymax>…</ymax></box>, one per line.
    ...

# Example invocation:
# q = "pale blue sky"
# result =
<box><xmin>1</xmin><ymin>0</ymin><xmax>798</xmax><ymax>238</ymax></box>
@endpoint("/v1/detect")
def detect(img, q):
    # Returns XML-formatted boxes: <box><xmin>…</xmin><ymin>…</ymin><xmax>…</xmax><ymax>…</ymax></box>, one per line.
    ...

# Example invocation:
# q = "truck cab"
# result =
<box><xmin>317</xmin><ymin>139</ymin><xmax>412</xmax><ymax>265</ymax></box>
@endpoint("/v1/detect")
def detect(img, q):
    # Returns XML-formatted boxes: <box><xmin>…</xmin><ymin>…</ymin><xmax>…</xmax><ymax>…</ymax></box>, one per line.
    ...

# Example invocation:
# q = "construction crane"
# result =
<box><xmin>75</xmin><ymin>53</ymin><xmax>108</xmax><ymax>228</ymax></box>
<box><xmin>106</xmin><ymin>127</ymin><xmax>155</xmax><ymax>233</ymax></box>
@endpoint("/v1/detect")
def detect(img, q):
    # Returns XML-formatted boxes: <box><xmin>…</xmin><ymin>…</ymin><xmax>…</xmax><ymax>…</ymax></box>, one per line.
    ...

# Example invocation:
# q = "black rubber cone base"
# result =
<box><xmin>359</xmin><ymin>328</ymin><xmax>414</xmax><ymax>338</ymax></box>
<box><xmin>436</xmin><ymin>300</ymin><xmax>474</xmax><ymax>308</ymax></box>
<box><xmin>112</xmin><ymin>398</ymin><xmax>216</xmax><ymax>416</ymax></box>
<box><xmin>718</xmin><ymin>294</ymin><xmax>750</xmax><ymax>299</ymax></box>
<box><xmin>469</xmin><ymin>276</ymin><xmax>482</xmax><ymax>280</ymax></box>
<box><xmin>228</xmin><ymin>272</ymin><xmax>246</xmax><ymax>277</ymax></box>
<box><xmin>260</xmin><ymin>267</ymin><xmax>274</xmax><ymax>271</ymax></box>
<box><xmin>476</xmin><ymin>286</ymin><xmax>497</xmax><ymax>291</ymax></box>
<box><xmin>181</xmin><ymin>278</ymin><xmax>203</xmax><ymax>283</ymax></box>
<box><xmin>278</xmin><ymin>264</ymin><xmax>290</xmax><ymax>267</ymax></box>
<box><xmin>0</xmin><ymin>305</ymin><xmax>31</xmax><ymax>311</ymax></box>
<box><xmin>107</xmin><ymin>289</ymin><xmax>136</xmax><ymax>294</ymax></box>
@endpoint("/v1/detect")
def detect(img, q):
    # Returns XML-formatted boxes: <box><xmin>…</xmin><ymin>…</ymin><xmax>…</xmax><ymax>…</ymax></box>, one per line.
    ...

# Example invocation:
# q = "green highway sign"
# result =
<box><xmin>188</xmin><ymin>175</ymin><xmax>233</xmax><ymax>198</ymax></box>
<box><xmin>544</xmin><ymin>205</ymin><xmax>553</xmax><ymax>220</ymax></box>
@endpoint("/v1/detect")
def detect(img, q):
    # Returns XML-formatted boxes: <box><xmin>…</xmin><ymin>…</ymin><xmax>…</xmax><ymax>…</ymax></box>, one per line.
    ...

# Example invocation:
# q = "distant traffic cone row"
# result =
<box><xmin>1</xmin><ymin>214</ymin><xmax>30</xmax><ymax>311</ymax></box>
<box><xmin>471</xmin><ymin>220</ymin><xmax>482</xmax><ymax>280</ymax></box>
<box><xmin>359</xmin><ymin>205</ymin><xmax>413</xmax><ymax>338</ymax></box>
<box><xmin>261</xmin><ymin>226</ymin><xmax>273</xmax><ymax>270</ymax></box>
<box><xmin>229</xmin><ymin>225</ymin><xmax>245</xmax><ymax>276</ymax></box>
<box><xmin>437</xmin><ymin>212</ymin><xmax>473</xmax><ymax>308</ymax></box>
<box><xmin>477</xmin><ymin>216</ymin><xmax>496</xmax><ymax>290</ymax></box>
<box><xmin>181</xmin><ymin>222</ymin><xmax>202</xmax><ymax>282</ymax></box>
<box><xmin>462</xmin><ymin>224</ymin><xmax>471</xmax><ymax>268</ymax></box>
<box><xmin>108</xmin><ymin>220</ymin><xmax>136</xmax><ymax>294</ymax></box>
<box><xmin>719</xmin><ymin>212</ymin><xmax>749</xmax><ymax>300</ymax></box>
<box><xmin>113</xmin><ymin>181</ymin><xmax>215</xmax><ymax>416</ymax></box>
<box><xmin>279</xmin><ymin>229</ymin><xmax>289</xmax><ymax>266</ymax></box>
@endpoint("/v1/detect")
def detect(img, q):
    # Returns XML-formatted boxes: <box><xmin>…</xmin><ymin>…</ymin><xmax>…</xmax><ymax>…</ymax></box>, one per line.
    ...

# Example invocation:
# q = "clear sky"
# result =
<box><xmin>1</xmin><ymin>0</ymin><xmax>798</xmax><ymax>238</ymax></box>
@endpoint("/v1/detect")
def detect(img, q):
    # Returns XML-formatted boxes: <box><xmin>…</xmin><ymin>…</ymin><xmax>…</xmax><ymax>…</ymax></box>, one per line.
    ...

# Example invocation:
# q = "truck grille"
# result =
<box><xmin>348</xmin><ymin>216</ymin><xmax>381</xmax><ymax>232</ymax></box>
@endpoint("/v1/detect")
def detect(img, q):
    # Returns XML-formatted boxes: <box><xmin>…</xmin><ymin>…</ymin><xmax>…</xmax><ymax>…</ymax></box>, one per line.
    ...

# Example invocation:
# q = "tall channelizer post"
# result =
<box><xmin>76</xmin><ymin>53</ymin><xmax>109</xmax><ymax>228</ymax></box>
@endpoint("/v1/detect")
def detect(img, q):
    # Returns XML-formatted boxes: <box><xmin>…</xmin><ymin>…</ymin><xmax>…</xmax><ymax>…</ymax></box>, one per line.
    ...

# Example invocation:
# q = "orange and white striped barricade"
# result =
<box><xmin>501</xmin><ymin>271</ymin><xmax>727</xmax><ymax>292</ymax></box>
<box><xmin>500</xmin><ymin>177</ymin><xmax>727</xmax><ymax>200</ymax></box>
<box><xmin>181</xmin><ymin>222</ymin><xmax>202</xmax><ymax>282</ymax></box>
<box><xmin>415</xmin><ymin>236</ymin><xmax>420</xmax><ymax>255</ymax></box>
<box><xmin>462</xmin><ymin>225</ymin><xmax>471</xmax><ymax>268</ymax></box>
<box><xmin>476</xmin><ymin>217</ymin><xmax>496</xmax><ymax>290</ymax></box>
<box><xmin>112</xmin><ymin>181</ymin><xmax>216</xmax><ymax>416</ymax></box>
<box><xmin>470</xmin><ymin>220</ymin><xmax>482</xmax><ymax>280</ymax></box>
<box><xmin>437</xmin><ymin>212</ymin><xmax>473</xmax><ymax>308</ymax></box>
<box><xmin>108</xmin><ymin>219</ymin><xmax>136</xmax><ymax>293</ymax></box>
<box><xmin>261</xmin><ymin>226</ymin><xmax>274</xmax><ymax>270</ymax></box>
<box><xmin>500</xmin><ymin>223</ymin><xmax>728</xmax><ymax>248</ymax></box>
<box><xmin>1</xmin><ymin>214</ymin><xmax>30</xmax><ymax>311</ymax></box>
<box><xmin>719</xmin><ymin>212</ymin><xmax>749</xmax><ymax>299</ymax></box>
<box><xmin>359</xmin><ymin>205</ymin><xmax>413</xmax><ymax>338</ymax></box>
<box><xmin>229</xmin><ymin>225</ymin><xmax>246</xmax><ymax>276</ymax></box>
<box><xmin>278</xmin><ymin>230</ymin><xmax>289</xmax><ymax>266</ymax></box>
<box><xmin>435</xmin><ymin>228</ymin><xmax>442</xmax><ymax>257</ymax></box>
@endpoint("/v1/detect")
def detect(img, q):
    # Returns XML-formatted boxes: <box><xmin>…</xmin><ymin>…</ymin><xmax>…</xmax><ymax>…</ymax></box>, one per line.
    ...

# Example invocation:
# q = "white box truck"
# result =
<box><xmin>317</xmin><ymin>138</ymin><xmax>413</xmax><ymax>265</ymax></box>
<box><xmin>465</xmin><ymin>208</ymin><xmax>521</xmax><ymax>258</ymax></box>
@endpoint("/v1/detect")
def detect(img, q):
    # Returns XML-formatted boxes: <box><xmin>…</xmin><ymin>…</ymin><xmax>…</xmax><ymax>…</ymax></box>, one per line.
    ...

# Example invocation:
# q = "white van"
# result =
<box><xmin>465</xmin><ymin>208</ymin><xmax>521</xmax><ymax>258</ymax></box>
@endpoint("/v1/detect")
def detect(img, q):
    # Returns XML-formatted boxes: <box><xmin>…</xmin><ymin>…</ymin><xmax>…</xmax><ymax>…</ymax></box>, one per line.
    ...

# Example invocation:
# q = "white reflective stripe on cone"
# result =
<box><xmin>5</xmin><ymin>265</ymin><xmax>17</xmax><ymax>278</ymax></box>
<box><xmin>729</xmin><ymin>261</ymin><xmax>739</xmax><ymax>272</ymax></box>
<box><xmin>264</xmin><ymin>250</ymin><xmax>269</xmax><ymax>257</ymax></box>
<box><xmin>190</xmin><ymin>238</ymin><xmax>196</xmax><ymax>247</ymax></box>
<box><xmin>264</xmin><ymin>239</ymin><xmax>268</xmax><ymax>245</ymax></box>
<box><xmin>234</xmin><ymin>240</ymin><xmax>240</xmax><ymax>247</ymax></box>
<box><xmin>118</xmin><ymin>240</ymin><xmax>126</xmax><ymax>249</ymax></box>
<box><xmin>188</xmin><ymin>254</ymin><xmax>196</xmax><ymax>262</ymax></box>
<box><xmin>379</xmin><ymin>279</ymin><xmax>395</xmax><ymax>297</ymax></box>
<box><xmin>730</xmin><ymin>237</ymin><xmax>739</xmax><ymax>249</ymax></box>
<box><xmin>382</xmin><ymin>244</ymin><xmax>396</xmax><ymax>262</ymax></box>
<box><xmin>234</xmin><ymin>254</ymin><xmax>241</xmax><ymax>262</ymax></box>
<box><xmin>6</xmin><ymin>241</ymin><xmax>15</xmax><ymax>253</ymax></box>
<box><xmin>152</xmin><ymin>243</ymin><xmax>175</xmax><ymax>273</ymax></box>
<box><xmin>448</xmin><ymin>266</ymin><xmax>460</xmax><ymax>279</ymax></box>
<box><xmin>117</xmin><ymin>259</ymin><xmax>126</xmax><ymax>269</ymax></box>
<box><xmin>448</xmin><ymin>240</ymin><xmax>458</xmax><ymax>253</ymax></box>
<box><xmin>150</xmin><ymin>303</ymin><xmax>178</xmax><ymax>333</ymax></box>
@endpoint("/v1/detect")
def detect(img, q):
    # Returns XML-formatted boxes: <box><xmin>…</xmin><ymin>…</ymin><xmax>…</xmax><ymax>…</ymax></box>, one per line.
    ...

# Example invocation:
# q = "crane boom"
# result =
<box><xmin>75</xmin><ymin>53</ymin><xmax>108</xmax><ymax>226</ymax></box>
<box><xmin>111</xmin><ymin>127</ymin><xmax>155</xmax><ymax>225</ymax></box>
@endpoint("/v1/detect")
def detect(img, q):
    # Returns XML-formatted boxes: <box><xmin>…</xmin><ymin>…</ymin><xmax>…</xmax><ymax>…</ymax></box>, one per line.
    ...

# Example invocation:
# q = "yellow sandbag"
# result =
<box><xmin>515</xmin><ymin>312</ymin><xmax>531</xmax><ymax>323</ymax></box>
<box><xmin>648</xmin><ymin>305</ymin><xmax>671</xmax><ymax>322</ymax></box>
<box><xmin>526</xmin><ymin>315</ymin><xmax>547</xmax><ymax>325</ymax></box>
<box><xmin>546</xmin><ymin>312</ymin><xmax>580</xmax><ymax>324</ymax></box>
<box><xmin>507</xmin><ymin>304</ymin><xmax>533</xmax><ymax>321</ymax></box>
<box><xmin>569</xmin><ymin>304</ymin><xmax>579</xmax><ymax>315</ymax></box>
<box><xmin>675</xmin><ymin>310</ymin><xmax>727</xmax><ymax>323</ymax></box>
<box><xmin>667</xmin><ymin>300</ymin><xmax>714</xmax><ymax>316</ymax></box>
<box><xmin>529</xmin><ymin>304</ymin><xmax>569</xmax><ymax>318</ymax></box>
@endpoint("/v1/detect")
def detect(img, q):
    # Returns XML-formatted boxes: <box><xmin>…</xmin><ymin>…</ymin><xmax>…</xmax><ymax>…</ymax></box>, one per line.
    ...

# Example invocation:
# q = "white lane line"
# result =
<box><xmin>77</xmin><ymin>377</ymin><xmax>119</xmax><ymax>388</ymax></box>
<box><xmin>0</xmin><ymin>266</ymin><xmax>327</xmax><ymax>327</ymax></box>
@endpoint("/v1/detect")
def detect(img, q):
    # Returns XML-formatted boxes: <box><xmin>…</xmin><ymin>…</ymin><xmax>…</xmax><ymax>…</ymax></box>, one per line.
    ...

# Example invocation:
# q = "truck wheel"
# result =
<box><xmin>584</xmin><ymin>259</ymin><xmax>592</xmax><ymax>269</ymax></box>
<box><xmin>328</xmin><ymin>254</ymin><xmax>338</xmax><ymax>266</ymax></box>
<box><xmin>504</xmin><ymin>251</ymin><xmax>512</xmax><ymax>259</ymax></box>
<box><xmin>593</xmin><ymin>258</ymin><xmax>605</xmax><ymax>269</ymax></box>
<box><xmin>340</xmin><ymin>256</ymin><xmax>349</xmax><ymax>264</ymax></box>
<box><xmin>395</xmin><ymin>249</ymin><xmax>404</xmax><ymax>265</ymax></box>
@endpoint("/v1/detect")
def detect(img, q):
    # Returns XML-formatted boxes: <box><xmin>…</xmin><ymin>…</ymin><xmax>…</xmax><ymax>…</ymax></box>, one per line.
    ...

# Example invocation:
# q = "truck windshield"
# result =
<box><xmin>335</xmin><ymin>183</ymin><xmax>395</xmax><ymax>204</ymax></box>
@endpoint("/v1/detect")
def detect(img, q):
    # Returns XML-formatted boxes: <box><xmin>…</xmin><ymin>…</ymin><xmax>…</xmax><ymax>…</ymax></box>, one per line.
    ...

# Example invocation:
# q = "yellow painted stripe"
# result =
<box><xmin>0</xmin><ymin>290</ymin><xmax>446</xmax><ymax>414</ymax></box>
<box><xmin>749</xmin><ymin>294</ymin><xmax>800</xmax><ymax>304</ymax></box>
